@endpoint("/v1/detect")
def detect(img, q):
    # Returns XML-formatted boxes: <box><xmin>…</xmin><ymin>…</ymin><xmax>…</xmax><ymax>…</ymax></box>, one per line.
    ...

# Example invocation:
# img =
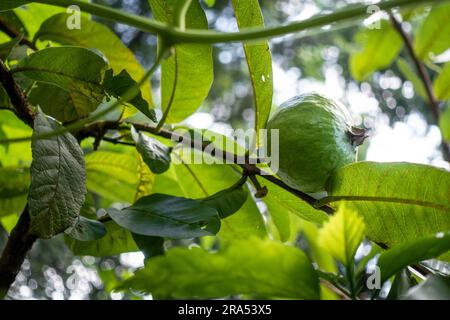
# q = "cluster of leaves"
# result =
<box><xmin>0</xmin><ymin>0</ymin><xmax>449</xmax><ymax>300</ymax></box>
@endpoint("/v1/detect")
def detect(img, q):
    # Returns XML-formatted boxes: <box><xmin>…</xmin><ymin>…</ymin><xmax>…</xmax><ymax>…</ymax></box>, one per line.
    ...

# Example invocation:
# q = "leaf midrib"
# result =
<box><xmin>319</xmin><ymin>195</ymin><xmax>449</xmax><ymax>211</ymax></box>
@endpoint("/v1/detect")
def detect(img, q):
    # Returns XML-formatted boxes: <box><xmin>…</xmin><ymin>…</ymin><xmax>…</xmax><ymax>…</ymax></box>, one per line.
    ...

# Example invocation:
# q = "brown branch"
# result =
<box><xmin>0</xmin><ymin>206</ymin><xmax>37</xmax><ymax>298</ymax></box>
<box><xmin>0</xmin><ymin>59</ymin><xmax>35</xmax><ymax>127</ymax></box>
<box><xmin>0</xmin><ymin>19</ymin><xmax>37</xmax><ymax>51</ymax></box>
<box><xmin>389</xmin><ymin>14</ymin><xmax>450</xmax><ymax>161</ymax></box>
<box><xmin>0</xmin><ymin>60</ymin><xmax>36</xmax><ymax>298</ymax></box>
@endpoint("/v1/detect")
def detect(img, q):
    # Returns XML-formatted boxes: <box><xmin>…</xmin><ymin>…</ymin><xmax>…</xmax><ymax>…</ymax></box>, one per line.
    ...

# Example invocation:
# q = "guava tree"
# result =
<box><xmin>0</xmin><ymin>0</ymin><xmax>449</xmax><ymax>300</ymax></box>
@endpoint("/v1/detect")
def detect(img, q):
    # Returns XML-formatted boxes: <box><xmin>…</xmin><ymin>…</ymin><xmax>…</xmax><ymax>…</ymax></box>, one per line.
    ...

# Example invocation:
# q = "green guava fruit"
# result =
<box><xmin>266</xmin><ymin>93</ymin><xmax>366</xmax><ymax>193</ymax></box>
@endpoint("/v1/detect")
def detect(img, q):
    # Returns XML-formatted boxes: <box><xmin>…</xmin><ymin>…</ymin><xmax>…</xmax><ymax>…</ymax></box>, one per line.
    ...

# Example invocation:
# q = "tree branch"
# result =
<box><xmin>0</xmin><ymin>60</ymin><xmax>36</xmax><ymax>298</ymax></box>
<box><xmin>0</xmin><ymin>19</ymin><xmax>37</xmax><ymax>51</ymax></box>
<box><xmin>389</xmin><ymin>13</ymin><xmax>450</xmax><ymax>161</ymax></box>
<box><xmin>80</xmin><ymin>121</ymin><xmax>335</xmax><ymax>215</ymax></box>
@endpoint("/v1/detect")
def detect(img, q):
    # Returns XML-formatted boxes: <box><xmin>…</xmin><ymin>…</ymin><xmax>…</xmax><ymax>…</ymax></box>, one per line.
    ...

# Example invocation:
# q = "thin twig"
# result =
<box><xmin>389</xmin><ymin>13</ymin><xmax>450</xmax><ymax>161</ymax></box>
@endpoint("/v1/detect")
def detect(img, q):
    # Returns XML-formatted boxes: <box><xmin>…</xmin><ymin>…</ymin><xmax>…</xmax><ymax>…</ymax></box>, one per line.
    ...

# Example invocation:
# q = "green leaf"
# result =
<box><xmin>201</xmin><ymin>184</ymin><xmax>247</xmax><ymax>219</ymax></box>
<box><xmin>434</xmin><ymin>61</ymin><xmax>450</xmax><ymax>100</ymax></box>
<box><xmin>35</xmin><ymin>13</ymin><xmax>153</xmax><ymax>109</ymax></box>
<box><xmin>397</xmin><ymin>58</ymin><xmax>427</xmax><ymax>99</ymax></box>
<box><xmin>85</xmin><ymin>151</ymin><xmax>139</xmax><ymax>204</ymax></box>
<box><xmin>65</xmin><ymin>216</ymin><xmax>107</xmax><ymax>241</ymax></box>
<box><xmin>439</xmin><ymin>106</ymin><xmax>450</xmax><ymax>142</ymax></box>
<box><xmin>119</xmin><ymin>238</ymin><xmax>320</xmax><ymax>299</ymax></box>
<box><xmin>65</xmin><ymin>221</ymin><xmax>138</xmax><ymax>257</ymax></box>
<box><xmin>414</xmin><ymin>2</ymin><xmax>450</xmax><ymax>59</ymax></box>
<box><xmin>0</xmin><ymin>1</ymin><xmax>29</xmax><ymax>11</ymax></box>
<box><xmin>153</xmin><ymin>154</ymin><xmax>267</xmax><ymax>240</ymax></box>
<box><xmin>0</xmin><ymin>167</ymin><xmax>29</xmax><ymax>217</ymax></box>
<box><xmin>28</xmin><ymin>111</ymin><xmax>87</xmax><ymax>238</ymax></box>
<box><xmin>350</xmin><ymin>20</ymin><xmax>402</xmax><ymax>81</ymax></box>
<box><xmin>149</xmin><ymin>0</ymin><xmax>213</xmax><ymax>123</ymax></box>
<box><xmin>404</xmin><ymin>275</ymin><xmax>450</xmax><ymax>300</ymax></box>
<box><xmin>318</xmin><ymin>204</ymin><xmax>365</xmax><ymax>266</ymax></box>
<box><xmin>107</xmin><ymin>193</ymin><xmax>221</xmax><ymax>239</ymax></box>
<box><xmin>231</xmin><ymin>0</ymin><xmax>273</xmax><ymax>144</ymax></box>
<box><xmin>325</xmin><ymin>162</ymin><xmax>450</xmax><ymax>257</ymax></box>
<box><xmin>378</xmin><ymin>231</ymin><xmax>450</xmax><ymax>284</ymax></box>
<box><xmin>131</xmin><ymin>126</ymin><xmax>171</xmax><ymax>174</ymax></box>
<box><xmin>28</xmin><ymin>83</ymin><xmax>100</xmax><ymax>123</ymax></box>
<box><xmin>16</xmin><ymin>46</ymin><xmax>107</xmax><ymax>121</ymax></box>
<box><xmin>103</xmin><ymin>69</ymin><xmax>155</xmax><ymax>121</ymax></box>
<box><xmin>132</xmin><ymin>233</ymin><xmax>165</xmax><ymax>259</ymax></box>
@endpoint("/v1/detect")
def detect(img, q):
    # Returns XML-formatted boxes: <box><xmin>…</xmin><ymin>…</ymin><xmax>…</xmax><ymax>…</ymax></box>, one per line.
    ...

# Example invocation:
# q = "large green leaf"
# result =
<box><xmin>0</xmin><ymin>167</ymin><xmax>29</xmax><ymax>217</ymax></box>
<box><xmin>414</xmin><ymin>2</ymin><xmax>450</xmax><ymax>60</ymax></box>
<box><xmin>318</xmin><ymin>204</ymin><xmax>365</xmax><ymax>266</ymax></box>
<box><xmin>65</xmin><ymin>221</ymin><xmax>138</xmax><ymax>257</ymax></box>
<box><xmin>201</xmin><ymin>184</ymin><xmax>247</xmax><ymax>219</ymax></box>
<box><xmin>149</xmin><ymin>0</ymin><xmax>213</xmax><ymax>123</ymax></box>
<box><xmin>15</xmin><ymin>2</ymin><xmax>90</xmax><ymax>38</ymax></box>
<box><xmin>153</xmin><ymin>153</ymin><xmax>267</xmax><ymax>240</ymax></box>
<box><xmin>378</xmin><ymin>231</ymin><xmax>450</xmax><ymax>283</ymax></box>
<box><xmin>16</xmin><ymin>46</ymin><xmax>107</xmax><ymax>121</ymax></box>
<box><xmin>324</xmin><ymin>162</ymin><xmax>450</xmax><ymax>254</ymax></box>
<box><xmin>350</xmin><ymin>20</ymin><xmax>402</xmax><ymax>81</ymax></box>
<box><xmin>434</xmin><ymin>61</ymin><xmax>450</xmax><ymax>100</ymax></box>
<box><xmin>28</xmin><ymin>111</ymin><xmax>86</xmax><ymax>238</ymax></box>
<box><xmin>231</xmin><ymin>0</ymin><xmax>273</xmax><ymax>144</ymax></box>
<box><xmin>107</xmin><ymin>193</ymin><xmax>221</xmax><ymax>239</ymax></box>
<box><xmin>0</xmin><ymin>111</ymin><xmax>32</xmax><ymax>166</ymax></box>
<box><xmin>85</xmin><ymin>151</ymin><xmax>139</xmax><ymax>204</ymax></box>
<box><xmin>35</xmin><ymin>13</ymin><xmax>153</xmax><ymax>109</ymax></box>
<box><xmin>131</xmin><ymin>126</ymin><xmax>171</xmax><ymax>174</ymax></box>
<box><xmin>120</xmin><ymin>238</ymin><xmax>320</xmax><ymax>299</ymax></box>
